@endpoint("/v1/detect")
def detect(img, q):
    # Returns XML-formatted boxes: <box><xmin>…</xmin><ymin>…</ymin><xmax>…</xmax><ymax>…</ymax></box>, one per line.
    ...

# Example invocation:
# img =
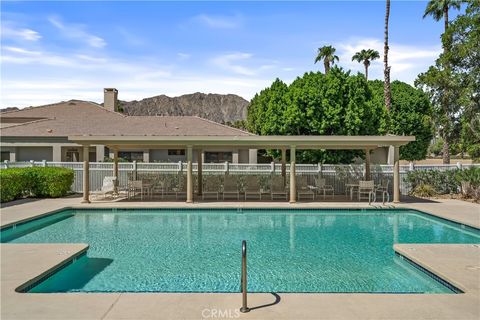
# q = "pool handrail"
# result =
<box><xmin>240</xmin><ymin>240</ymin><xmax>250</xmax><ymax>313</ymax></box>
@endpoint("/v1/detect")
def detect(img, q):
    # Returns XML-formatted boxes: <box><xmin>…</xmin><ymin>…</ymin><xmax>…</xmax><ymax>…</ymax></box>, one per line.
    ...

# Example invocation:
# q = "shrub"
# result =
<box><xmin>411</xmin><ymin>184</ymin><xmax>437</xmax><ymax>198</ymax></box>
<box><xmin>456</xmin><ymin>167</ymin><xmax>480</xmax><ymax>200</ymax></box>
<box><xmin>405</xmin><ymin>169</ymin><xmax>459</xmax><ymax>195</ymax></box>
<box><xmin>0</xmin><ymin>167</ymin><xmax>74</xmax><ymax>202</ymax></box>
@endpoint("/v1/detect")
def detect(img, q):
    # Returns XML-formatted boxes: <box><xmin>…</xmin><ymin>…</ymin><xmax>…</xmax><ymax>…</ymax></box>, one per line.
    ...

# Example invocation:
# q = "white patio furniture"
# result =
<box><xmin>375</xmin><ymin>179</ymin><xmax>390</xmax><ymax>204</ymax></box>
<box><xmin>202</xmin><ymin>176</ymin><xmax>219</xmax><ymax>200</ymax></box>
<box><xmin>314</xmin><ymin>177</ymin><xmax>334</xmax><ymax>200</ymax></box>
<box><xmin>127</xmin><ymin>180</ymin><xmax>146</xmax><ymax>200</ymax></box>
<box><xmin>91</xmin><ymin>176</ymin><xmax>117</xmax><ymax>200</ymax></box>
<box><xmin>174</xmin><ymin>176</ymin><xmax>187</xmax><ymax>200</ymax></box>
<box><xmin>271</xmin><ymin>175</ymin><xmax>288</xmax><ymax>200</ymax></box>
<box><xmin>297</xmin><ymin>176</ymin><xmax>315</xmax><ymax>200</ymax></box>
<box><xmin>223</xmin><ymin>176</ymin><xmax>240</xmax><ymax>200</ymax></box>
<box><xmin>244</xmin><ymin>176</ymin><xmax>261</xmax><ymax>200</ymax></box>
<box><xmin>358</xmin><ymin>180</ymin><xmax>375</xmax><ymax>202</ymax></box>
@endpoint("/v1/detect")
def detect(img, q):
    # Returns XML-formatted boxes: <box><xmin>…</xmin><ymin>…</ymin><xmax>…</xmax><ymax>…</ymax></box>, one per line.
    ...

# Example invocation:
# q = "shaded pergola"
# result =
<box><xmin>68</xmin><ymin>135</ymin><xmax>415</xmax><ymax>204</ymax></box>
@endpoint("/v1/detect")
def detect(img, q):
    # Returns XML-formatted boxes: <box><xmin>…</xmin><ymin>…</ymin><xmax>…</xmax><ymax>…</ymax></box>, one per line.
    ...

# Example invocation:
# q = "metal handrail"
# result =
<box><xmin>240</xmin><ymin>240</ymin><xmax>250</xmax><ymax>313</ymax></box>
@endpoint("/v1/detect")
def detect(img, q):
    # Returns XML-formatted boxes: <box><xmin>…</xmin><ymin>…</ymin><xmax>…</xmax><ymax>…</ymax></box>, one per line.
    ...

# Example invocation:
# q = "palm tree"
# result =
<box><xmin>314</xmin><ymin>45</ymin><xmax>339</xmax><ymax>74</ymax></box>
<box><xmin>423</xmin><ymin>0</ymin><xmax>462</xmax><ymax>36</ymax></box>
<box><xmin>384</xmin><ymin>0</ymin><xmax>392</xmax><ymax>112</ymax></box>
<box><xmin>352</xmin><ymin>49</ymin><xmax>380</xmax><ymax>81</ymax></box>
<box><xmin>423</xmin><ymin>0</ymin><xmax>462</xmax><ymax>164</ymax></box>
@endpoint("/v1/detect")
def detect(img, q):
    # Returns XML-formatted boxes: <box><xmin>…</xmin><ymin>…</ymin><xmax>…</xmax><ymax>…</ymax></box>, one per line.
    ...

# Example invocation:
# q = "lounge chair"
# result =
<box><xmin>358</xmin><ymin>180</ymin><xmax>375</xmax><ymax>202</ymax></box>
<box><xmin>297</xmin><ymin>176</ymin><xmax>315</xmax><ymax>200</ymax></box>
<box><xmin>271</xmin><ymin>175</ymin><xmax>288</xmax><ymax>200</ymax></box>
<box><xmin>244</xmin><ymin>176</ymin><xmax>261</xmax><ymax>200</ymax></box>
<box><xmin>91</xmin><ymin>176</ymin><xmax>117</xmax><ymax>200</ymax></box>
<box><xmin>202</xmin><ymin>176</ymin><xmax>219</xmax><ymax>200</ymax></box>
<box><xmin>314</xmin><ymin>177</ymin><xmax>334</xmax><ymax>200</ymax></box>
<box><xmin>223</xmin><ymin>175</ymin><xmax>240</xmax><ymax>200</ymax></box>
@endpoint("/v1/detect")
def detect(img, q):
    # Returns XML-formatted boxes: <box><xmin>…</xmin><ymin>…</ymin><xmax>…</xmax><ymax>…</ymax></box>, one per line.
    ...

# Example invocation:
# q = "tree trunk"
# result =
<box><xmin>442</xmin><ymin>139</ymin><xmax>451</xmax><ymax>164</ymax></box>
<box><xmin>364</xmin><ymin>61</ymin><xmax>369</xmax><ymax>81</ymax></box>
<box><xmin>384</xmin><ymin>0</ymin><xmax>392</xmax><ymax>112</ymax></box>
<box><xmin>324</xmin><ymin>60</ymin><xmax>330</xmax><ymax>74</ymax></box>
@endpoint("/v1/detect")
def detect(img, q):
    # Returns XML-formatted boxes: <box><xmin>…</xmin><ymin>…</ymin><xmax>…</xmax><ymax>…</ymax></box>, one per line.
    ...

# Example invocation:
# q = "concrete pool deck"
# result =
<box><xmin>1</xmin><ymin>198</ymin><xmax>479</xmax><ymax>319</ymax></box>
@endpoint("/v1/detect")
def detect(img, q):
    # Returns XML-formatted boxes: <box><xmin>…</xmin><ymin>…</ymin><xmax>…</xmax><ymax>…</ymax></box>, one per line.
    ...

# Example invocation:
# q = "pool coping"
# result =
<box><xmin>1</xmin><ymin>199</ymin><xmax>479</xmax><ymax>319</ymax></box>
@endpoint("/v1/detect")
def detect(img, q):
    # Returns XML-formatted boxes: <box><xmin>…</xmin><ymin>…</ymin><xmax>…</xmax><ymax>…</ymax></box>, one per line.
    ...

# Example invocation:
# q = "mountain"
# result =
<box><xmin>0</xmin><ymin>107</ymin><xmax>20</xmax><ymax>113</ymax></box>
<box><xmin>120</xmin><ymin>92</ymin><xmax>249</xmax><ymax>124</ymax></box>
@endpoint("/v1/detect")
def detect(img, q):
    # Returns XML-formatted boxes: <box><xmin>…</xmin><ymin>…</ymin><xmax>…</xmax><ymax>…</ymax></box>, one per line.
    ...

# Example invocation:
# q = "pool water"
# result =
<box><xmin>2</xmin><ymin>208</ymin><xmax>479</xmax><ymax>293</ymax></box>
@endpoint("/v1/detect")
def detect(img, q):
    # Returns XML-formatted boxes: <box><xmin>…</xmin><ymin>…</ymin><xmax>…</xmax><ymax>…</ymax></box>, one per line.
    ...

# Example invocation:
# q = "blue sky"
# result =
<box><xmin>1</xmin><ymin>1</ymin><xmax>456</xmax><ymax>108</ymax></box>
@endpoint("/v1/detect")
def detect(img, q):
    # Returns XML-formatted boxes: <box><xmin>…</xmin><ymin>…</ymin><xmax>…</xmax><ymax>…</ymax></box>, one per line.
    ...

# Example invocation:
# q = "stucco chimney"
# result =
<box><xmin>104</xmin><ymin>88</ymin><xmax>118</xmax><ymax>112</ymax></box>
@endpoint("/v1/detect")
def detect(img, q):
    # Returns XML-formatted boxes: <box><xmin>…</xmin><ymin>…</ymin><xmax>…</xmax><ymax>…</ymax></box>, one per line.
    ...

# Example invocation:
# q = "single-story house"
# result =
<box><xmin>0</xmin><ymin>88</ymin><xmax>258</xmax><ymax>163</ymax></box>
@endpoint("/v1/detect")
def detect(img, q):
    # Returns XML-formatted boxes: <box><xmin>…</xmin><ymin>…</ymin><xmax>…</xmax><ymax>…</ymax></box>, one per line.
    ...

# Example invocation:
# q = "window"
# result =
<box><xmin>168</xmin><ymin>149</ymin><xmax>185</xmax><ymax>156</ymax></box>
<box><xmin>205</xmin><ymin>152</ymin><xmax>233</xmax><ymax>163</ymax></box>
<box><xmin>1</xmin><ymin>151</ymin><xmax>10</xmax><ymax>162</ymax></box>
<box><xmin>119</xmin><ymin>151</ymin><xmax>144</xmax><ymax>162</ymax></box>
<box><xmin>66</xmin><ymin>150</ymin><xmax>80</xmax><ymax>162</ymax></box>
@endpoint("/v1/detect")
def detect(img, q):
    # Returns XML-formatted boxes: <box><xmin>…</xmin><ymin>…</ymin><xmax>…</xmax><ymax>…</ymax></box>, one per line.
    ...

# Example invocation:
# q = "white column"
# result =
<box><xmin>393</xmin><ymin>146</ymin><xmax>400</xmax><ymax>203</ymax></box>
<box><xmin>281</xmin><ymin>148</ymin><xmax>287</xmax><ymax>187</ymax></box>
<box><xmin>9</xmin><ymin>148</ymin><xmax>16</xmax><ymax>162</ymax></box>
<box><xmin>365</xmin><ymin>149</ymin><xmax>371</xmax><ymax>180</ymax></box>
<box><xmin>113</xmin><ymin>148</ymin><xmax>119</xmax><ymax>193</ymax></box>
<box><xmin>289</xmin><ymin>146</ymin><xmax>296</xmax><ymax>203</ymax></box>
<box><xmin>232</xmin><ymin>149</ymin><xmax>239</xmax><ymax>163</ymax></box>
<box><xmin>197</xmin><ymin>149</ymin><xmax>203</xmax><ymax>196</ymax></box>
<box><xmin>52</xmin><ymin>145</ymin><xmax>62</xmax><ymax>162</ymax></box>
<box><xmin>186</xmin><ymin>146</ymin><xmax>193</xmax><ymax>203</ymax></box>
<box><xmin>96</xmin><ymin>145</ymin><xmax>105</xmax><ymax>162</ymax></box>
<box><xmin>249</xmin><ymin>149</ymin><xmax>258</xmax><ymax>164</ymax></box>
<box><xmin>143</xmin><ymin>149</ymin><xmax>150</xmax><ymax>163</ymax></box>
<box><xmin>82</xmin><ymin>145</ymin><xmax>90</xmax><ymax>203</ymax></box>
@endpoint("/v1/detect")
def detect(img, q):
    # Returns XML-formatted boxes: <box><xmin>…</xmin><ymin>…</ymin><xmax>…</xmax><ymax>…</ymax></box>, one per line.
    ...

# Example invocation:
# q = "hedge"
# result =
<box><xmin>0</xmin><ymin>167</ymin><xmax>74</xmax><ymax>202</ymax></box>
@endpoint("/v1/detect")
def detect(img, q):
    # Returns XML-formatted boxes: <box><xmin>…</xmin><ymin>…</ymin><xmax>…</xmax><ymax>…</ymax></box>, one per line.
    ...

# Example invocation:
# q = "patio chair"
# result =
<box><xmin>223</xmin><ymin>175</ymin><xmax>240</xmax><ymax>200</ymax></box>
<box><xmin>314</xmin><ymin>177</ymin><xmax>334</xmax><ymax>200</ymax></box>
<box><xmin>202</xmin><ymin>176</ymin><xmax>219</xmax><ymax>200</ymax></box>
<box><xmin>127</xmin><ymin>180</ymin><xmax>144</xmax><ymax>200</ymax></box>
<box><xmin>358</xmin><ymin>180</ymin><xmax>375</xmax><ymax>202</ymax></box>
<box><xmin>271</xmin><ymin>175</ymin><xmax>288</xmax><ymax>200</ymax></box>
<box><xmin>174</xmin><ymin>176</ymin><xmax>187</xmax><ymax>200</ymax></box>
<box><xmin>297</xmin><ymin>176</ymin><xmax>315</xmax><ymax>200</ymax></box>
<box><xmin>91</xmin><ymin>176</ymin><xmax>117</xmax><ymax>200</ymax></box>
<box><xmin>375</xmin><ymin>179</ymin><xmax>390</xmax><ymax>204</ymax></box>
<box><xmin>244</xmin><ymin>176</ymin><xmax>261</xmax><ymax>200</ymax></box>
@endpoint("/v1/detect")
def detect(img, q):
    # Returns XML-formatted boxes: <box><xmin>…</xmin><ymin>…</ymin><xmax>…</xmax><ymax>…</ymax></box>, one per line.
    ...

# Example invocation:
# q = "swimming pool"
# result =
<box><xmin>2</xmin><ymin>208</ymin><xmax>479</xmax><ymax>293</ymax></box>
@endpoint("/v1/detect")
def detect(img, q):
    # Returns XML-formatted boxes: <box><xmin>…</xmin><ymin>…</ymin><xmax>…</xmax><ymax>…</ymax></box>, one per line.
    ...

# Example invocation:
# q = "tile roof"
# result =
<box><xmin>0</xmin><ymin>100</ymin><xmax>252</xmax><ymax>137</ymax></box>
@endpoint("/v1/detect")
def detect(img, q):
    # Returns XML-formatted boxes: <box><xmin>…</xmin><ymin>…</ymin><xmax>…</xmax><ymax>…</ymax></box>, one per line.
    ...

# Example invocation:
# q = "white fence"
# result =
<box><xmin>1</xmin><ymin>160</ymin><xmax>478</xmax><ymax>195</ymax></box>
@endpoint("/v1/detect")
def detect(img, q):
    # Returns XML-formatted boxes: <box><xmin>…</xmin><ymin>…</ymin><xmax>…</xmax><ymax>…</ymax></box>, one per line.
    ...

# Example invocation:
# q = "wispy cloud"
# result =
<box><xmin>48</xmin><ymin>16</ymin><xmax>106</xmax><ymax>48</ymax></box>
<box><xmin>193</xmin><ymin>14</ymin><xmax>242</xmax><ymax>29</ymax></box>
<box><xmin>211</xmin><ymin>52</ymin><xmax>256</xmax><ymax>76</ymax></box>
<box><xmin>336</xmin><ymin>38</ymin><xmax>441</xmax><ymax>83</ymax></box>
<box><xmin>1</xmin><ymin>25</ymin><xmax>41</xmax><ymax>41</ymax></box>
<box><xmin>3</xmin><ymin>46</ymin><xmax>42</xmax><ymax>55</ymax></box>
<box><xmin>177</xmin><ymin>53</ymin><xmax>191</xmax><ymax>60</ymax></box>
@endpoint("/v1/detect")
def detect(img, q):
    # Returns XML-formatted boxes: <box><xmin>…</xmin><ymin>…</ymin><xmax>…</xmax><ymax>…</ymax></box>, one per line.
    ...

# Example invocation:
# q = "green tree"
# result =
<box><xmin>352</xmin><ymin>49</ymin><xmax>380</xmax><ymax>81</ymax></box>
<box><xmin>370</xmin><ymin>80</ymin><xmax>434</xmax><ymax>161</ymax></box>
<box><xmin>248</xmin><ymin>68</ymin><xmax>383</xmax><ymax>163</ymax></box>
<box><xmin>415</xmin><ymin>66</ymin><xmax>463</xmax><ymax>163</ymax></box>
<box><xmin>421</xmin><ymin>0</ymin><xmax>463</xmax><ymax>163</ymax></box>
<box><xmin>442</xmin><ymin>0</ymin><xmax>480</xmax><ymax>161</ymax></box>
<box><xmin>314</xmin><ymin>45</ymin><xmax>339</xmax><ymax>74</ymax></box>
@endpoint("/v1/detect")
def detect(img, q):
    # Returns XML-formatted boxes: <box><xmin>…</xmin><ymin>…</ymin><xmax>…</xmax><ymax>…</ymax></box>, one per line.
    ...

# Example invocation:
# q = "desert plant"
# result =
<box><xmin>411</xmin><ymin>184</ymin><xmax>438</xmax><ymax>198</ymax></box>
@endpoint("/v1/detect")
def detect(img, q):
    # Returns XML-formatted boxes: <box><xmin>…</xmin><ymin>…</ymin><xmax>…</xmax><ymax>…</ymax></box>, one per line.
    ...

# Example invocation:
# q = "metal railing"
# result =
<box><xmin>1</xmin><ymin>160</ymin><xmax>478</xmax><ymax>195</ymax></box>
<box><xmin>240</xmin><ymin>240</ymin><xmax>249</xmax><ymax>313</ymax></box>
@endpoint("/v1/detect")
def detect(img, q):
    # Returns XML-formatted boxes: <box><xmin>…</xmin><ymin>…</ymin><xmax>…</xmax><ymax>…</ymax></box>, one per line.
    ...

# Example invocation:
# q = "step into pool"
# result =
<box><xmin>2</xmin><ymin>208</ymin><xmax>479</xmax><ymax>293</ymax></box>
